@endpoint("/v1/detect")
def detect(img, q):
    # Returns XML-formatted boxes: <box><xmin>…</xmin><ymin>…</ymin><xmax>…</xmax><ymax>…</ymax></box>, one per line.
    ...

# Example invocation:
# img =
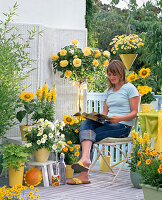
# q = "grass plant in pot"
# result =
<box><xmin>129</xmin><ymin>130</ymin><xmax>150</xmax><ymax>189</ymax></box>
<box><xmin>137</xmin><ymin>147</ymin><xmax>162</xmax><ymax>200</ymax></box>
<box><xmin>62</xmin><ymin>141</ymin><xmax>80</xmax><ymax>179</ymax></box>
<box><xmin>0</xmin><ymin>143</ymin><xmax>31</xmax><ymax>187</ymax></box>
<box><xmin>24</xmin><ymin>119</ymin><xmax>66</xmax><ymax>162</ymax></box>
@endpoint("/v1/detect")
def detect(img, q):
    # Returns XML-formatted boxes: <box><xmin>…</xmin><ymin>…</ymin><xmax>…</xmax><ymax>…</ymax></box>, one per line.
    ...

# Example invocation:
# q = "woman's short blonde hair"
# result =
<box><xmin>107</xmin><ymin>60</ymin><xmax>127</xmax><ymax>89</ymax></box>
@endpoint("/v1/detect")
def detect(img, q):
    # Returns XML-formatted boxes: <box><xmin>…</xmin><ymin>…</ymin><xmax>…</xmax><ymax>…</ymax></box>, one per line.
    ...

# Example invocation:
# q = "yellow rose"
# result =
<box><xmin>71</xmin><ymin>40</ymin><xmax>78</xmax><ymax>45</ymax></box>
<box><xmin>60</xmin><ymin>60</ymin><xmax>68</xmax><ymax>67</ymax></box>
<box><xmin>65</xmin><ymin>70</ymin><xmax>72</xmax><ymax>78</ymax></box>
<box><xmin>104</xmin><ymin>60</ymin><xmax>109</xmax><ymax>67</ymax></box>
<box><xmin>60</xmin><ymin>49</ymin><xmax>67</xmax><ymax>56</ymax></box>
<box><xmin>84</xmin><ymin>47</ymin><xmax>91</xmax><ymax>56</ymax></box>
<box><xmin>52</xmin><ymin>54</ymin><xmax>59</xmax><ymax>61</ymax></box>
<box><xmin>92</xmin><ymin>59</ymin><xmax>99</xmax><ymax>67</ymax></box>
<box><xmin>94</xmin><ymin>50</ymin><xmax>101</xmax><ymax>58</ymax></box>
<box><xmin>103</xmin><ymin>50</ymin><xmax>110</xmax><ymax>57</ymax></box>
<box><xmin>73</xmin><ymin>58</ymin><xmax>81</xmax><ymax>67</ymax></box>
<box><xmin>74</xmin><ymin>55</ymin><xmax>78</xmax><ymax>58</ymax></box>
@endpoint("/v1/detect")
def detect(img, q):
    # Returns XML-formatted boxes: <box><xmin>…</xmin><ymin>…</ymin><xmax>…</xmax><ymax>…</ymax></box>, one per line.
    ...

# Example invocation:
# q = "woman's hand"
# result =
<box><xmin>106</xmin><ymin>116</ymin><xmax>121</xmax><ymax>124</ymax></box>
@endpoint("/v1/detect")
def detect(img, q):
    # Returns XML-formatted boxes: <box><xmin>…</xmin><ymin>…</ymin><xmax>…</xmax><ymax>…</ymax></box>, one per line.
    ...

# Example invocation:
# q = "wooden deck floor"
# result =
<box><xmin>0</xmin><ymin>169</ymin><xmax>144</xmax><ymax>200</ymax></box>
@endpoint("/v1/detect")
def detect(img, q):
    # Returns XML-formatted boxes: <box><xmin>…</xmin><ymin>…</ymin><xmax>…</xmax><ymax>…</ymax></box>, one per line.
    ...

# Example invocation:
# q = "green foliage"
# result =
<box><xmin>0</xmin><ymin>3</ymin><xmax>41</xmax><ymax>137</ymax></box>
<box><xmin>0</xmin><ymin>143</ymin><xmax>31</xmax><ymax>171</ymax></box>
<box><xmin>61</xmin><ymin>122</ymin><xmax>80</xmax><ymax>144</ymax></box>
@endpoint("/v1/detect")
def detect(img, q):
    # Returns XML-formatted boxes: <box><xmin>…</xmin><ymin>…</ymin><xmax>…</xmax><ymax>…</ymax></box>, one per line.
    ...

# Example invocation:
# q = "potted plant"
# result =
<box><xmin>110</xmin><ymin>34</ymin><xmax>144</xmax><ymax>70</ymax></box>
<box><xmin>0</xmin><ymin>143</ymin><xmax>31</xmax><ymax>187</ymax></box>
<box><xmin>62</xmin><ymin>140</ymin><xmax>80</xmax><ymax>179</ymax></box>
<box><xmin>127</xmin><ymin>67</ymin><xmax>156</xmax><ymax>107</ymax></box>
<box><xmin>24</xmin><ymin>118</ymin><xmax>65</xmax><ymax>162</ymax></box>
<box><xmin>60</xmin><ymin>115</ymin><xmax>86</xmax><ymax>144</ymax></box>
<box><xmin>51</xmin><ymin>40</ymin><xmax>109</xmax><ymax>112</ymax></box>
<box><xmin>31</xmin><ymin>83</ymin><xmax>56</xmax><ymax>122</ymax></box>
<box><xmin>16</xmin><ymin>92</ymin><xmax>35</xmax><ymax>141</ymax></box>
<box><xmin>137</xmin><ymin>147</ymin><xmax>162</xmax><ymax>200</ymax></box>
<box><xmin>129</xmin><ymin>130</ymin><xmax>150</xmax><ymax>188</ymax></box>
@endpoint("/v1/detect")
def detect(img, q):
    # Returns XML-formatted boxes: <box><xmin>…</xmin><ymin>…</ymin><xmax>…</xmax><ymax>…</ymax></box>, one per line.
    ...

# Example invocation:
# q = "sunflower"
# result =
<box><xmin>63</xmin><ymin>115</ymin><xmax>75</xmax><ymax>125</ymax></box>
<box><xmin>127</xmin><ymin>73</ymin><xmax>138</xmax><ymax>82</ymax></box>
<box><xmin>24</xmin><ymin>168</ymin><xmax>42</xmax><ymax>186</ymax></box>
<box><xmin>138</xmin><ymin>68</ymin><xmax>151</xmax><ymax>79</ymax></box>
<box><xmin>20</xmin><ymin>92</ymin><xmax>35</xmax><ymax>101</ymax></box>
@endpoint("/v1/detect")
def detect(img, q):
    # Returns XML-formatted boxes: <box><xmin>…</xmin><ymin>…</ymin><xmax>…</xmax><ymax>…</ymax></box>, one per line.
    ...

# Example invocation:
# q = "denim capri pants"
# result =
<box><xmin>79</xmin><ymin>119</ymin><xmax>132</xmax><ymax>161</ymax></box>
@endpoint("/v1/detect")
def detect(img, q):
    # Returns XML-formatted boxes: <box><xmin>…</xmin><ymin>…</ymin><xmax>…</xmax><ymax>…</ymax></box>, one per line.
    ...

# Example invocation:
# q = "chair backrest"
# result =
<box><xmin>134</xmin><ymin>95</ymin><xmax>141</xmax><ymax>132</ymax></box>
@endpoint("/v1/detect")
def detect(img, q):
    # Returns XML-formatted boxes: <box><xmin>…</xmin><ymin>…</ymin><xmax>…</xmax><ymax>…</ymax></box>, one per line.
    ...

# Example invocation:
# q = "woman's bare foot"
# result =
<box><xmin>79</xmin><ymin>158</ymin><xmax>91</xmax><ymax>168</ymax></box>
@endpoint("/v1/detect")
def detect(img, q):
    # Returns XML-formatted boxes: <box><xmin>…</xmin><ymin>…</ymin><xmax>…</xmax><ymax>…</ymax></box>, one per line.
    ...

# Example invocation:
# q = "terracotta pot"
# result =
<box><xmin>20</xmin><ymin>125</ymin><xmax>32</xmax><ymax>141</ymax></box>
<box><xmin>66</xmin><ymin>165</ymin><xmax>74</xmax><ymax>179</ymax></box>
<box><xmin>9</xmin><ymin>165</ymin><xmax>24</xmax><ymax>187</ymax></box>
<box><xmin>34</xmin><ymin>148</ymin><xmax>50</xmax><ymax>162</ymax></box>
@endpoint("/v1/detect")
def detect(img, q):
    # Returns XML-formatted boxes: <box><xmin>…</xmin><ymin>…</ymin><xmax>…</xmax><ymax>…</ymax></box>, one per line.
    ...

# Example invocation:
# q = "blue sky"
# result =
<box><xmin>101</xmin><ymin>0</ymin><xmax>156</xmax><ymax>9</ymax></box>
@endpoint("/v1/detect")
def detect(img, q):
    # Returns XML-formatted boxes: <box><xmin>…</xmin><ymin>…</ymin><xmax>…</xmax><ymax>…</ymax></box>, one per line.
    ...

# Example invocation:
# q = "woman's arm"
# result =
<box><xmin>101</xmin><ymin>99</ymin><xmax>109</xmax><ymax>115</ymax></box>
<box><xmin>106</xmin><ymin>96</ymin><xmax>139</xmax><ymax>124</ymax></box>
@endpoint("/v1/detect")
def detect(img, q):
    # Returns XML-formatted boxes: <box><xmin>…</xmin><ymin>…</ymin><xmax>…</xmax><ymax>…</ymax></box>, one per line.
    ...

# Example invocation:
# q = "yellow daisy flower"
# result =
<box><xmin>75</xmin><ymin>145</ymin><xmax>80</xmax><ymax>149</ymax></box>
<box><xmin>146</xmin><ymin>159</ymin><xmax>151</xmax><ymax>165</ymax></box>
<box><xmin>137</xmin><ymin>161</ymin><xmax>141</xmax><ymax>166</ymax></box>
<box><xmin>75</xmin><ymin>151</ymin><xmax>80</xmax><ymax>157</ymax></box>
<box><xmin>67</xmin><ymin>140</ymin><xmax>72</xmax><ymax>144</ymax></box>
<box><xmin>138</xmin><ymin>68</ymin><xmax>151</xmax><ymax>79</ymax></box>
<box><xmin>20</xmin><ymin>92</ymin><xmax>35</xmax><ymax>102</ymax></box>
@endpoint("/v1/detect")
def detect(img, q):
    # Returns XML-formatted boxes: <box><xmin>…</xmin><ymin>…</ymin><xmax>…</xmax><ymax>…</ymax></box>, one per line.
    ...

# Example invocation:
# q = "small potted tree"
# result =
<box><xmin>0</xmin><ymin>143</ymin><xmax>31</xmax><ymax>187</ymax></box>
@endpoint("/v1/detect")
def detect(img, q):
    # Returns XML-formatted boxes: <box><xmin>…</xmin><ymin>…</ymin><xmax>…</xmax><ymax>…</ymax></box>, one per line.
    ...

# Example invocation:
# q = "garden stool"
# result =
<box><xmin>28</xmin><ymin>161</ymin><xmax>55</xmax><ymax>187</ymax></box>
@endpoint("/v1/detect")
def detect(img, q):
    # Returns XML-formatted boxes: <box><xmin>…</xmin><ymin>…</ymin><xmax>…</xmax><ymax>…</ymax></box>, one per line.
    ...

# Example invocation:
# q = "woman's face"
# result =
<box><xmin>107</xmin><ymin>72</ymin><xmax>121</xmax><ymax>85</ymax></box>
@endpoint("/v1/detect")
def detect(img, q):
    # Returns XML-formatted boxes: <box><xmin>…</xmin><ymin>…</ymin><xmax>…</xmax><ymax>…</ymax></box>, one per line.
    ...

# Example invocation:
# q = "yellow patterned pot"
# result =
<box><xmin>9</xmin><ymin>165</ymin><xmax>24</xmax><ymax>187</ymax></box>
<box><xmin>119</xmin><ymin>54</ymin><xmax>138</xmax><ymax>71</ymax></box>
<box><xmin>20</xmin><ymin>125</ymin><xmax>32</xmax><ymax>141</ymax></box>
<box><xmin>34</xmin><ymin>148</ymin><xmax>50</xmax><ymax>162</ymax></box>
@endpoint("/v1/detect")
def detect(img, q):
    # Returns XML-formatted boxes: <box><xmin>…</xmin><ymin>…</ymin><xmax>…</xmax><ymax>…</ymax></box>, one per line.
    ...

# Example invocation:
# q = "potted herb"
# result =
<box><xmin>0</xmin><ymin>143</ymin><xmax>31</xmax><ymax>187</ymax></box>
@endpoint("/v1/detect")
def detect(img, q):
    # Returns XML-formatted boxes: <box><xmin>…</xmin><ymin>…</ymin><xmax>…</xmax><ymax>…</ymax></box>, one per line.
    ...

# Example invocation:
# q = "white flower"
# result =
<box><xmin>37</xmin><ymin>131</ymin><xmax>43</xmax><ymax>136</ymax></box>
<box><xmin>25</xmin><ymin>143</ymin><xmax>32</xmax><ymax>148</ymax></box>
<box><xmin>49</xmin><ymin>133</ymin><xmax>53</xmax><ymax>138</ymax></box>
<box><xmin>61</xmin><ymin>134</ymin><xmax>65</xmax><ymax>139</ymax></box>
<box><xmin>28</xmin><ymin>127</ymin><xmax>32</xmax><ymax>132</ymax></box>
<box><xmin>43</xmin><ymin>134</ymin><xmax>47</xmax><ymax>139</ymax></box>
<box><xmin>52</xmin><ymin>145</ymin><xmax>57</xmax><ymax>151</ymax></box>
<box><xmin>55</xmin><ymin>130</ymin><xmax>60</xmax><ymax>136</ymax></box>
<box><xmin>38</xmin><ymin>127</ymin><xmax>43</xmax><ymax>132</ymax></box>
<box><xmin>38</xmin><ymin>118</ymin><xmax>44</xmax><ymax>122</ymax></box>
<box><xmin>48</xmin><ymin>123</ymin><xmax>54</xmax><ymax>131</ymax></box>
<box><xmin>41</xmin><ymin>138</ymin><xmax>46</xmax><ymax>143</ymax></box>
<box><xmin>103</xmin><ymin>50</ymin><xmax>110</xmax><ymax>57</ymax></box>
<box><xmin>37</xmin><ymin>140</ymin><xmax>41</xmax><ymax>145</ymax></box>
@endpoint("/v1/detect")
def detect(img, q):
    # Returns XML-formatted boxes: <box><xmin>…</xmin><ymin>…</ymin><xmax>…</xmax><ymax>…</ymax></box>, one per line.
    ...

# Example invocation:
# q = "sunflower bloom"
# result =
<box><xmin>20</xmin><ymin>92</ymin><xmax>35</xmax><ymax>102</ymax></box>
<box><xmin>127</xmin><ymin>73</ymin><xmax>138</xmax><ymax>82</ymax></box>
<box><xmin>63</xmin><ymin>115</ymin><xmax>75</xmax><ymax>125</ymax></box>
<box><xmin>139</xmin><ymin>68</ymin><xmax>151</xmax><ymax>79</ymax></box>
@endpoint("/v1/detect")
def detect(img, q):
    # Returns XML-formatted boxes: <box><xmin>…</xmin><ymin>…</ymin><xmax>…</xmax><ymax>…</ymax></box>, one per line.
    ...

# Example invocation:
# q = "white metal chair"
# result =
<box><xmin>89</xmin><ymin>96</ymin><xmax>141</xmax><ymax>185</ymax></box>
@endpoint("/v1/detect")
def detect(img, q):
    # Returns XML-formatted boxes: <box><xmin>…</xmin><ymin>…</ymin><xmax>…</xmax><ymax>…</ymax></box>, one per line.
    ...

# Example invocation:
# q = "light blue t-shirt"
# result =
<box><xmin>104</xmin><ymin>82</ymin><xmax>139</xmax><ymax>126</ymax></box>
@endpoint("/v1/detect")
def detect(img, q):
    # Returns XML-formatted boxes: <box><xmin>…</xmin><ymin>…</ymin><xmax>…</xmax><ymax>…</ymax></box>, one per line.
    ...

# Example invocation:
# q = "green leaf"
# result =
<box><xmin>16</xmin><ymin>110</ymin><xmax>26</xmax><ymax>122</ymax></box>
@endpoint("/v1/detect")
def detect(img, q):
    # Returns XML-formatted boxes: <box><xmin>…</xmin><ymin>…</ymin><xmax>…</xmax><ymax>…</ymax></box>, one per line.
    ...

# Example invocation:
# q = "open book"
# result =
<box><xmin>74</xmin><ymin>112</ymin><xmax>107</xmax><ymax>124</ymax></box>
